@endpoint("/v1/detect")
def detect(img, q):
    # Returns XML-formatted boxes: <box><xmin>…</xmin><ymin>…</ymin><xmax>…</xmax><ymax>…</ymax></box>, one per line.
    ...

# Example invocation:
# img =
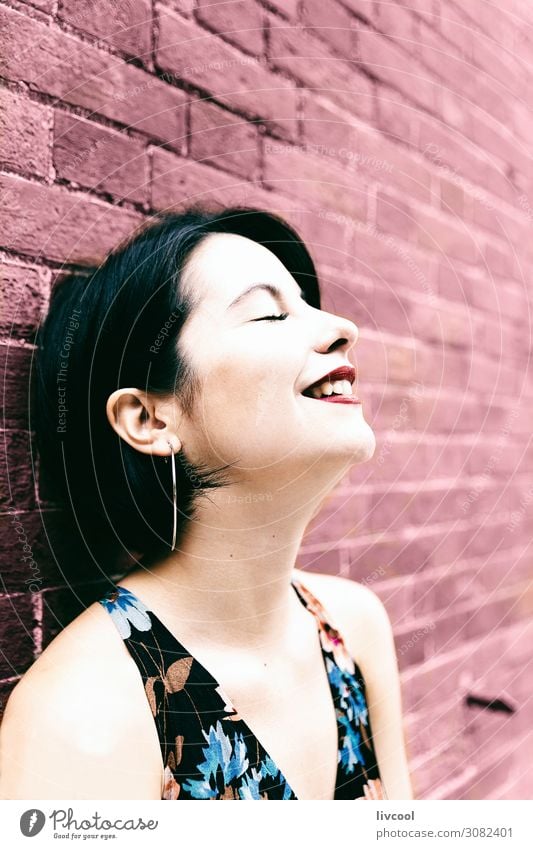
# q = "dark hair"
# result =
<box><xmin>33</xmin><ymin>205</ymin><xmax>322</xmax><ymax>576</ymax></box>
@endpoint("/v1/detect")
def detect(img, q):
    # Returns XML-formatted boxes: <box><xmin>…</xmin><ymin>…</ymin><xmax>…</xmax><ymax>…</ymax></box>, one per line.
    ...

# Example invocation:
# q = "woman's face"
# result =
<box><xmin>174</xmin><ymin>232</ymin><xmax>376</xmax><ymax>486</ymax></box>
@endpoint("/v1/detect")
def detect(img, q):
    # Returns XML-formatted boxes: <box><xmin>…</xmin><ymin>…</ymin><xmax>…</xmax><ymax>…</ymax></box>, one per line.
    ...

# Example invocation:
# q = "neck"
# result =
<box><xmin>130</xmin><ymin>468</ymin><xmax>344</xmax><ymax>652</ymax></box>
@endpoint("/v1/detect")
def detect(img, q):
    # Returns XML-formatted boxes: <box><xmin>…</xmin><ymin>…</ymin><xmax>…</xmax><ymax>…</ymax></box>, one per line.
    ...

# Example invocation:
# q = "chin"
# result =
<box><xmin>344</xmin><ymin>423</ymin><xmax>377</xmax><ymax>464</ymax></box>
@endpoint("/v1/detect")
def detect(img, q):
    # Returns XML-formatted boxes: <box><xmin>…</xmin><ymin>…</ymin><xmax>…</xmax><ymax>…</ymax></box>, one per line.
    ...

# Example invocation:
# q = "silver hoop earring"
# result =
<box><xmin>167</xmin><ymin>440</ymin><xmax>177</xmax><ymax>551</ymax></box>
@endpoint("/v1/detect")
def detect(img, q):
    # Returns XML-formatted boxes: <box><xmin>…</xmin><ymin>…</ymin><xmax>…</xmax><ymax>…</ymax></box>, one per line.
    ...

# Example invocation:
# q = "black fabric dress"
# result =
<box><xmin>98</xmin><ymin>576</ymin><xmax>384</xmax><ymax>800</ymax></box>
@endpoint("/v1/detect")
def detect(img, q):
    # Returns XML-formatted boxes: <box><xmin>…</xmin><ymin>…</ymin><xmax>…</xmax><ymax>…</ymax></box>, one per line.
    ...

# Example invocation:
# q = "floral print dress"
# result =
<box><xmin>98</xmin><ymin>576</ymin><xmax>385</xmax><ymax>800</ymax></box>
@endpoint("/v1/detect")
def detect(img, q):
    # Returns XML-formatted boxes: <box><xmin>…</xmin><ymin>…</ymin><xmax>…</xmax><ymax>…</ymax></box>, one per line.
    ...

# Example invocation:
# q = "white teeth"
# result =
<box><xmin>307</xmin><ymin>377</ymin><xmax>354</xmax><ymax>398</ymax></box>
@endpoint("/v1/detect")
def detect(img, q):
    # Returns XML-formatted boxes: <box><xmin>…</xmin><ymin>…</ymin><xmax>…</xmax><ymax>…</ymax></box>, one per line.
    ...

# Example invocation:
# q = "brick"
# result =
<box><xmin>0</xmin><ymin>173</ymin><xmax>142</xmax><ymax>264</ymax></box>
<box><xmin>0</xmin><ymin>88</ymin><xmax>51</xmax><ymax>179</ymax></box>
<box><xmin>284</xmin><ymin>206</ymin><xmax>356</xmax><ymax>275</ymax></box>
<box><xmin>0</xmin><ymin>508</ymin><xmax>99</xmax><ymax>593</ymax></box>
<box><xmin>300</xmin><ymin>98</ymin><xmax>359</xmax><ymax>167</ymax></box>
<box><xmin>415</xmin><ymin>343</ymin><xmax>473</xmax><ymax>391</ymax></box>
<box><xmin>53</xmin><ymin>111</ymin><xmax>149</xmax><ymax>204</ymax></box>
<box><xmin>0</xmin><ymin>679</ymin><xmax>20</xmax><ymax>722</ymax></box>
<box><xmin>470</xmin><ymin>28</ymin><xmax>522</xmax><ymax>99</ymax></box>
<box><xmin>375</xmin><ymin>84</ymin><xmax>418</xmax><ymax>146</ymax></box>
<box><xmin>351</xmin><ymin>224</ymin><xmax>437</xmax><ymax>297</ymax></box>
<box><xmin>265</xmin><ymin>0</ymin><xmax>299</xmax><ymax>18</ymax></box>
<box><xmin>303</xmin><ymin>490</ymin><xmax>370</xmax><ymax>548</ymax></box>
<box><xmin>196</xmin><ymin>0</ymin><xmax>265</xmax><ymax>56</ymax></box>
<box><xmin>375</xmin><ymin>189</ymin><xmax>414</xmax><ymax>241</ymax></box>
<box><xmin>163</xmin><ymin>0</ymin><xmax>196</xmax><ymax>16</ymax></box>
<box><xmin>497</xmin><ymin>283</ymin><xmax>529</xmax><ymax>323</ymax></box>
<box><xmin>375</xmin><ymin>2</ymin><xmax>418</xmax><ymax>43</ymax></box>
<box><xmin>19</xmin><ymin>0</ymin><xmax>54</xmax><ymax>12</ymax></box>
<box><xmin>418</xmin><ymin>113</ymin><xmax>518</xmax><ymax>207</ymax></box>
<box><xmin>397</xmin><ymin>0</ymin><xmax>439</xmax><ymax>26</ymax></box>
<box><xmin>58</xmin><ymin>0</ymin><xmax>152</xmax><ymax>59</ymax></box>
<box><xmin>483</xmin><ymin>242</ymin><xmax>517</xmax><ymax>280</ymax></box>
<box><xmin>0</xmin><ymin>430</ymin><xmax>36</xmax><ymax>512</ymax></box>
<box><xmin>472</xmin><ymin>196</ymin><xmax>526</xmax><ymax>243</ymax></box>
<box><xmin>41</xmin><ymin>581</ymin><xmax>110</xmax><ymax>648</ymax></box>
<box><xmin>412</xmin><ymin>565</ymin><xmax>481</xmax><ymax>618</ymax></box>
<box><xmin>439</xmin><ymin>175</ymin><xmax>465</xmax><ymax>216</ymax></box>
<box><xmin>0</xmin><ymin>593</ymin><xmax>36</xmax><ymax>679</ymax></box>
<box><xmin>262</xmin><ymin>142</ymin><xmax>368</xmax><ymax>220</ymax></box>
<box><xmin>468</xmin><ymin>107</ymin><xmax>531</xmax><ymax>182</ymax></box>
<box><xmin>0</xmin><ymin>344</ymin><xmax>33</xmax><ymax>431</ymax></box>
<box><xmin>416</xmin><ymin>21</ymin><xmax>481</xmax><ymax>102</ymax></box>
<box><xmin>440</xmin><ymin>264</ymin><xmax>495</xmax><ymax>314</ymax></box>
<box><xmin>512</xmin><ymin>101</ymin><xmax>533</xmax><ymax>150</ymax></box>
<box><xmin>394</xmin><ymin>617</ymin><xmax>433</xmax><ymax>669</ymax></box>
<box><xmin>189</xmin><ymin>99</ymin><xmax>260</xmax><ymax>180</ymax></box>
<box><xmin>356</xmin><ymin>123</ymin><xmax>433</xmax><ymax>203</ymax></box>
<box><xmin>408</xmin><ymin>390</ymin><xmax>475</xmax><ymax>434</ymax></box>
<box><xmin>354</xmin><ymin>21</ymin><xmax>440</xmax><ymax>113</ymax></box>
<box><xmin>412</xmin><ymin>750</ymin><xmax>473</xmax><ymax>799</ymax></box>
<box><xmin>156</xmin><ymin>5</ymin><xmax>298</xmax><ymax>140</ymax></box>
<box><xmin>267</xmin><ymin>16</ymin><xmax>375</xmax><ymax>122</ymax></box>
<box><xmin>338</xmin><ymin>0</ymin><xmax>376</xmax><ymax>22</ymax></box>
<box><xmin>368</xmin><ymin>286</ymin><xmax>409</xmax><ymax>335</ymax></box>
<box><xmin>150</xmin><ymin>147</ymin><xmax>253</xmax><ymax>210</ymax></box>
<box><xmin>301</xmin><ymin>0</ymin><xmax>355</xmax><ymax>60</ymax></box>
<box><xmin>355</xmin><ymin>332</ymin><xmax>418</xmax><ymax>385</ymax></box>
<box><xmin>371</xmin><ymin>485</ymin><xmax>480</xmax><ymax>536</ymax></box>
<box><xmin>408</xmin><ymin>296</ymin><xmax>474</xmax><ymax>348</ymax></box>
<box><xmin>438</xmin><ymin>1</ymin><xmax>475</xmax><ymax>58</ymax></box>
<box><xmin>295</xmin><ymin>548</ymin><xmax>343</xmax><ymax>576</ymax></box>
<box><xmin>460</xmin><ymin>739</ymin><xmax>517</xmax><ymax>801</ymax></box>
<box><xmin>467</xmin><ymin>75</ymin><xmax>516</xmax><ymax>130</ymax></box>
<box><xmin>369</xmin><ymin>575</ymin><xmax>414</xmax><ymax>626</ymax></box>
<box><xmin>463</xmin><ymin>589</ymin><xmax>524</xmax><ymax>642</ymax></box>
<box><xmin>0</xmin><ymin>263</ymin><xmax>49</xmax><ymax>340</ymax></box>
<box><xmin>405</xmin><ymin>694</ymin><xmax>465</xmax><ymax>759</ymax></box>
<box><xmin>416</xmin><ymin>113</ymin><xmax>494</xmax><ymax>190</ymax></box>
<box><xmin>415</xmin><ymin>206</ymin><xmax>480</xmax><ymax>263</ymax></box>
<box><xmin>0</xmin><ymin>5</ymin><xmax>187</xmax><ymax>148</ymax></box>
<box><xmin>346</xmin><ymin>531</ymin><xmax>435</xmax><ymax>581</ymax></box>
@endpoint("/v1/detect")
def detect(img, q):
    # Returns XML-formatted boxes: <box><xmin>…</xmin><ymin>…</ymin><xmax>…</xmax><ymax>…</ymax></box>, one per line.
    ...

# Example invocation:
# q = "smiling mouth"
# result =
<box><xmin>301</xmin><ymin>377</ymin><xmax>361</xmax><ymax>404</ymax></box>
<box><xmin>302</xmin><ymin>368</ymin><xmax>361</xmax><ymax>404</ymax></box>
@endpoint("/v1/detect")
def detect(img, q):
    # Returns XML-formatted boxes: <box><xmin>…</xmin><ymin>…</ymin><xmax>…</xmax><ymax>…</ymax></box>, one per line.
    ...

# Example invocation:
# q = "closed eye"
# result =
<box><xmin>251</xmin><ymin>312</ymin><xmax>289</xmax><ymax>322</ymax></box>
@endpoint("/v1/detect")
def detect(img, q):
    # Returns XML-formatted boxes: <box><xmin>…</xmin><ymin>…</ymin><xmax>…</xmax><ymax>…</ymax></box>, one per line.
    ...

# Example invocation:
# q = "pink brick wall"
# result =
<box><xmin>1</xmin><ymin>0</ymin><xmax>533</xmax><ymax>800</ymax></box>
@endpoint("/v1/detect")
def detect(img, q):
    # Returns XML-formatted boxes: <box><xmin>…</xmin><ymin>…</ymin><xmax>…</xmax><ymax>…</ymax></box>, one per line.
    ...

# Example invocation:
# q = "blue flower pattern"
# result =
<box><xmin>99</xmin><ymin>586</ymin><xmax>152</xmax><ymax>639</ymax></box>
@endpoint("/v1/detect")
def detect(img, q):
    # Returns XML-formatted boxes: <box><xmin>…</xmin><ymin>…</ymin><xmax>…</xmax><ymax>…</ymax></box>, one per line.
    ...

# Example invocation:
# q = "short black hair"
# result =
<box><xmin>33</xmin><ymin>204</ymin><xmax>322</xmax><ymax>577</ymax></box>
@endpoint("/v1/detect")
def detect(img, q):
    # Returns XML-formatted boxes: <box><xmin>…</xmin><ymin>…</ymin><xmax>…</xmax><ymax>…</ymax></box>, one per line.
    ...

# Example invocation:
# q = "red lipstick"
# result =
<box><xmin>304</xmin><ymin>365</ymin><xmax>356</xmax><ymax>393</ymax></box>
<box><xmin>314</xmin><ymin>395</ymin><xmax>361</xmax><ymax>404</ymax></box>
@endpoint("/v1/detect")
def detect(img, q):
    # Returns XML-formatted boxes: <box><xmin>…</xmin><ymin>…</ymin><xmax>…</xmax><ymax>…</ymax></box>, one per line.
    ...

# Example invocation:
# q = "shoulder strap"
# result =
<box><xmin>98</xmin><ymin>585</ymin><xmax>178</xmax><ymax>768</ymax></box>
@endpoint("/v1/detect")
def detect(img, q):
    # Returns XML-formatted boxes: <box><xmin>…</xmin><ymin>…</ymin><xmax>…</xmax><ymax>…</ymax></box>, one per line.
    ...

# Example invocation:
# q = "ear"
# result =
<box><xmin>105</xmin><ymin>387</ymin><xmax>182</xmax><ymax>457</ymax></box>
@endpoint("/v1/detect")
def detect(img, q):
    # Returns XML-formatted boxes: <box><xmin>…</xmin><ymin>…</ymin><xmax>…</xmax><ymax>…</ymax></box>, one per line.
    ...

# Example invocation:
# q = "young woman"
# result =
<box><xmin>0</xmin><ymin>206</ymin><xmax>413</xmax><ymax>800</ymax></box>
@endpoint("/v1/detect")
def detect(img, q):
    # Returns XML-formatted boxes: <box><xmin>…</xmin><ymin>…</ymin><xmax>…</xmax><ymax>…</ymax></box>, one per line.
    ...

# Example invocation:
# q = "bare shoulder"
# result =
<box><xmin>7</xmin><ymin>598</ymin><xmax>137</xmax><ymax>694</ymax></box>
<box><xmin>292</xmin><ymin>568</ymin><xmax>391</xmax><ymax>662</ymax></box>
<box><xmin>293</xmin><ymin>566</ymin><xmax>382</xmax><ymax>611</ymax></box>
<box><xmin>293</xmin><ymin>568</ymin><xmax>413</xmax><ymax>800</ymax></box>
<box><xmin>0</xmin><ymin>600</ymin><xmax>162</xmax><ymax>800</ymax></box>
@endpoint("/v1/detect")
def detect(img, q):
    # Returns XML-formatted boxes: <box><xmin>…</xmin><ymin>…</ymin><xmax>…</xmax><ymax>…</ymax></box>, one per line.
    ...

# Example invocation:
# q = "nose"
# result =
<box><xmin>315</xmin><ymin>310</ymin><xmax>359</xmax><ymax>355</ymax></box>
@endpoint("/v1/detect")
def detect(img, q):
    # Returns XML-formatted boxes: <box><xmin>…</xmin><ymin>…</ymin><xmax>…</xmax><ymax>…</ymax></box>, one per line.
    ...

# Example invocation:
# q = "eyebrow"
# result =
<box><xmin>227</xmin><ymin>282</ymin><xmax>307</xmax><ymax>310</ymax></box>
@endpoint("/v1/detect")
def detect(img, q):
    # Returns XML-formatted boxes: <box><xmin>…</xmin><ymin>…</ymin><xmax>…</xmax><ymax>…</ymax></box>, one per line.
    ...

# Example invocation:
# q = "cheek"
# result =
<box><xmin>207</xmin><ymin>360</ymin><xmax>292</xmax><ymax>421</ymax></box>
<box><xmin>195</xmin><ymin>361</ymin><xmax>299</xmax><ymax>463</ymax></box>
